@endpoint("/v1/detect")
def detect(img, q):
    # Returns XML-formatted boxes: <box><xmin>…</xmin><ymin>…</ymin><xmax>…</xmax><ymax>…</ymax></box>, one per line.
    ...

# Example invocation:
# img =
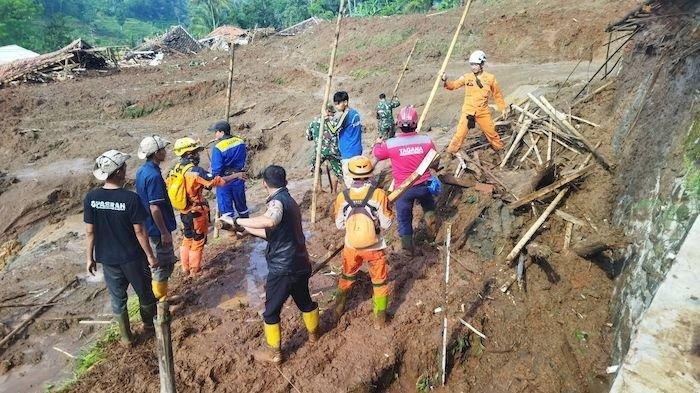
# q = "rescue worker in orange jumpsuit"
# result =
<box><xmin>442</xmin><ymin>50</ymin><xmax>509</xmax><ymax>153</ymax></box>
<box><xmin>170</xmin><ymin>137</ymin><xmax>244</xmax><ymax>277</ymax></box>
<box><xmin>333</xmin><ymin>156</ymin><xmax>394</xmax><ymax>329</ymax></box>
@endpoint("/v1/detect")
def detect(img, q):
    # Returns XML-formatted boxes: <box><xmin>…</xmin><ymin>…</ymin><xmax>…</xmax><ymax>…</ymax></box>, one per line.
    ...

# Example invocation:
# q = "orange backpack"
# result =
<box><xmin>343</xmin><ymin>186</ymin><xmax>379</xmax><ymax>249</ymax></box>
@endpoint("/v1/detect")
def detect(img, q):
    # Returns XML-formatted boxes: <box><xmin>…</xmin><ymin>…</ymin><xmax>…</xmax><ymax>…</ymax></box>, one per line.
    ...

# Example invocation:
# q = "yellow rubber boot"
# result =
<box><xmin>151</xmin><ymin>280</ymin><xmax>168</xmax><ymax>301</ymax></box>
<box><xmin>253</xmin><ymin>323</ymin><xmax>282</xmax><ymax>364</ymax></box>
<box><xmin>302</xmin><ymin>308</ymin><xmax>320</xmax><ymax>342</ymax></box>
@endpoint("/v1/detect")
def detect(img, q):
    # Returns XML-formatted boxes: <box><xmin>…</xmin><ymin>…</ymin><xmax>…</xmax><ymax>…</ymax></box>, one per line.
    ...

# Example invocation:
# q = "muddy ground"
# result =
<box><xmin>0</xmin><ymin>0</ymin><xmax>643</xmax><ymax>391</ymax></box>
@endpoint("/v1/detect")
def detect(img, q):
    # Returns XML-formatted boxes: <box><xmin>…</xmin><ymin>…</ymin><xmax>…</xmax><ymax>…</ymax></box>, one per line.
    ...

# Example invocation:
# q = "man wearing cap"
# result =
<box><xmin>334</xmin><ymin>91</ymin><xmax>364</xmax><ymax>188</ymax></box>
<box><xmin>135</xmin><ymin>136</ymin><xmax>178</xmax><ymax>301</ymax></box>
<box><xmin>209</xmin><ymin>120</ymin><xmax>249</xmax><ymax>220</ymax></box>
<box><xmin>225</xmin><ymin>165</ymin><xmax>318</xmax><ymax>365</ymax></box>
<box><xmin>84</xmin><ymin>150</ymin><xmax>159</xmax><ymax>346</ymax></box>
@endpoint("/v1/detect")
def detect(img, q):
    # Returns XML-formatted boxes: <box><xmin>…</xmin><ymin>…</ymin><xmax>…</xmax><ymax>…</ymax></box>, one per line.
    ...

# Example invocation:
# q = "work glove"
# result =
<box><xmin>467</xmin><ymin>115</ymin><xmax>476</xmax><ymax>129</ymax></box>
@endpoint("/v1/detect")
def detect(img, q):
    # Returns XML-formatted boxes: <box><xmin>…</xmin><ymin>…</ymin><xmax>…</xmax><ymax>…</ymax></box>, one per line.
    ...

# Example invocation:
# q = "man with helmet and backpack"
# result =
<box><xmin>372</xmin><ymin>106</ymin><xmax>438</xmax><ymax>257</ymax></box>
<box><xmin>168</xmin><ymin>137</ymin><xmax>245</xmax><ymax>277</ymax></box>
<box><xmin>441</xmin><ymin>50</ymin><xmax>508</xmax><ymax>153</ymax></box>
<box><xmin>333</xmin><ymin>156</ymin><xmax>394</xmax><ymax>329</ymax></box>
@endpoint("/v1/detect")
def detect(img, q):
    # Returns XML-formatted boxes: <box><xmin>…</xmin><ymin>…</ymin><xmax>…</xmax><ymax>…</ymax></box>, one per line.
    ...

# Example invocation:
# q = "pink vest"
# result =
<box><xmin>373</xmin><ymin>132</ymin><xmax>436</xmax><ymax>186</ymax></box>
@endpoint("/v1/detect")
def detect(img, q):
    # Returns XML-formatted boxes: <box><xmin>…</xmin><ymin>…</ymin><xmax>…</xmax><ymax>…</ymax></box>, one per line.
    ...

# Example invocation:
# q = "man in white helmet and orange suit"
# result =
<box><xmin>442</xmin><ymin>50</ymin><xmax>508</xmax><ymax>153</ymax></box>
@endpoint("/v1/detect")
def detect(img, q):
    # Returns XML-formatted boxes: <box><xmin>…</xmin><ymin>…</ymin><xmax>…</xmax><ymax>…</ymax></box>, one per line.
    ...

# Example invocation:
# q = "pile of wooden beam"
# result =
<box><xmin>0</xmin><ymin>39</ymin><xmax>109</xmax><ymax>86</ymax></box>
<box><xmin>501</xmin><ymin>93</ymin><xmax>610</xmax><ymax>171</ymax></box>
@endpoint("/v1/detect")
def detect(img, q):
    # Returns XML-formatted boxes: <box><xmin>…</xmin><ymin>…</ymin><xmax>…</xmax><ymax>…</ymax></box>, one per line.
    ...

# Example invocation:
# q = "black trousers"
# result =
<box><xmin>263</xmin><ymin>272</ymin><xmax>318</xmax><ymax>324</ymax></box>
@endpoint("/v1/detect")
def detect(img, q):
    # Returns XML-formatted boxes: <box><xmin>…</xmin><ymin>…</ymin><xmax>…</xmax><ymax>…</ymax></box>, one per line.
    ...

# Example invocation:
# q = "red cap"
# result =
<box><xmin>397</xmin><ymin>105</ymin><xmax>418</xmax><ymax>129</ymax></box>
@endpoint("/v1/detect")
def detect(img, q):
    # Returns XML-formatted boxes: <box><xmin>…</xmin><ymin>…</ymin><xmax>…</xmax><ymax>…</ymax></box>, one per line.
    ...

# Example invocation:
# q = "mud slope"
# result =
<box><xmin>0</xmin><ymin>0</ymin><xmax>642</xmax><ymax>391</ymax></box>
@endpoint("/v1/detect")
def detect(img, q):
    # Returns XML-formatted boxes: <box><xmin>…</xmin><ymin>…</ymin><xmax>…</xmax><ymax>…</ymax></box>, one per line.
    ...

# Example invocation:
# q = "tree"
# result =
<box><xmin>0</xmin><ymin>0</ymin><xmax>44</xmax><ymax>49</ymax></box>
<box><xmin>189</xmin><ymin>0</ymin><xmax>232</xmax><ymax>35</ymax></box>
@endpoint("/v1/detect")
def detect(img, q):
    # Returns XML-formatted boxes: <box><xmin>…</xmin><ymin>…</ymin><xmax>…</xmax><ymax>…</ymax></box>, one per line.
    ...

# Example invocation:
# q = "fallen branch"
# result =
<box><xmin>228</xmin><ymin>103</ymin><xmax>256</xmax><ymax>118</ymax></box>
<box><xmin>570</xmin><ymin>236</ymin><xmax>615</xmax><ymax>258</ymax></box>
<box><xmin>0</xmin><ymin>278</ymin><xmax>78</xmax><ymax>350</ymax></box>
<box><xmin>0</xmin><ymin>302</ymin><xmax>59</xmax><ymax>309</ymax></box>
<box><xmin>311</xmin><ymin>243</ymin><xmax>343</xmax><ymax>276</ymax></box>
<box><xmin>260</xmin><ymin>112</ymin><xmax>300</xmax><ymax>132</ymax></box>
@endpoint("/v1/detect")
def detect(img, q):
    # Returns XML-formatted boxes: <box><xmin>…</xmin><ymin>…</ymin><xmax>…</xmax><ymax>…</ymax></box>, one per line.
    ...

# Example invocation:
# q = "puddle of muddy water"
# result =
<box><xmin>10</xmin><ymin>158</ymin><xmax>92</xmax><ymax>182</ymax></box>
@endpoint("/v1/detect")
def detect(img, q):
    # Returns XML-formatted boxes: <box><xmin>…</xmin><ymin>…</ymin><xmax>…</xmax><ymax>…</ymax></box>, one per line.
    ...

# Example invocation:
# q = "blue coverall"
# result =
<box><xmin>211</xmin><ymin>135</ymin><xmax>249</xmax><ymax>218</ymax></box>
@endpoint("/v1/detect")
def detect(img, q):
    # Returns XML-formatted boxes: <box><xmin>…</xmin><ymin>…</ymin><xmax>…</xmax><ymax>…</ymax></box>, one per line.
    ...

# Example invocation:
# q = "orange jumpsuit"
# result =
<box><xmin>444</xmin><ymin>70</ymin><xmax>506</xmax><ymax>152</ymax></box>
<box><xmin>175</xmin><ymin>165</ymin><xmax>225</xmax><ymax>276</ymax></box>
<box><xmin>334</xmin><ymin>183</ymin><xmax>394</xmax><ymax>316</ymax></box>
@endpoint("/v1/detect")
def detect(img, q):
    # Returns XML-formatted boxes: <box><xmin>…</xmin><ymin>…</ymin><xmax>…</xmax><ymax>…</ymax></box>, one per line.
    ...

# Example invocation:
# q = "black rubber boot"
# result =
<box><xmin>140</xmin><ymin>302</ymin><xmax>157</xmax><ymax>332</ymax></box>
<box><xmin>115</xmin><ymin>311</ymin><xmax>134</xmax><ymax>347</ymax></box>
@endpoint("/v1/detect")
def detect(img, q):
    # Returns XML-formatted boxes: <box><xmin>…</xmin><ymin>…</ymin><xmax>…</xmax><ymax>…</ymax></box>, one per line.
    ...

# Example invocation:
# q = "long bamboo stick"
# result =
<box><xmin>392</xmin><ymin>40</ymin><xmax>418</xmax><ymax>98</ymax></box>
<box><xmin>504</xmin><ymin>188</ymin><xmax>568</xmax><ymax>265</ymax></box>
<box><xmin>416</xmin><ymin>0</ymin><xmax>473</xmax><ymax>132</ymax></box>
<box><xmin>441</xmin><ymin>223</ymin><xmax>452</xmax><ymax>386</ymax></box>
<box><xmin>310</xmin><ymin>0</ymin><xmax>345</xmax><ymax>224</ymax></box>
<box><xmin>0</xmin><ymin>278</ymin><xmax>77</xmax><ymax>350</ymax></box>
<box><xmin>225</xmin><ymin>45</ymin><xmax>235</xmax><ymax>119</ymax></box>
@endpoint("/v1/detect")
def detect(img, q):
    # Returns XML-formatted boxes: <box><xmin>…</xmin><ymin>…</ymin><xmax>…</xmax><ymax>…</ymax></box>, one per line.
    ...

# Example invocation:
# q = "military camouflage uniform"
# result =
<box><xmin>376</xmin><ymin>97</ymin><xmax>400</xmax><ymax>139</ymax></box>
<box><xmin>306</xmin><ymin>116</ymin><xmax>342</xmax><ymax>179</ymax></box>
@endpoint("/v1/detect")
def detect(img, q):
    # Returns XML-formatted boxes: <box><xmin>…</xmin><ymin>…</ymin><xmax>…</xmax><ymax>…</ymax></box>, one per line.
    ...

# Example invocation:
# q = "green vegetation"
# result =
<box><xmin>0</xmin><ymin>0</ymin><xmax>457</xmax><ymax>53</ymax></box>
<box><xmin>122</xmin><ymin>100</ymin><xmax>174</xmax><ymax>118</ymax></box>
<box><xmin>48</xmin><ymin>297</ymin><xmax>142</xmax><ymax>392</ymax></box>
<box><xmin>416</xmin><ymin>374</ymin><xmax>434</xmax><ymax>392</ymax></box>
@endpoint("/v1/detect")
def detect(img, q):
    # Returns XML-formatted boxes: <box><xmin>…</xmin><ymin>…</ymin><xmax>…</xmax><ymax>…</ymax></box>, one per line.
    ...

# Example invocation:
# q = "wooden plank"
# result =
<box><xmin>441</xmin><ymin>174</ymin><xmax>476</xmax><ymax>189</ymax></box>
<box><xmin>509</xmin><ymin>165</ymin><xmax>592</xmax><ymax>210</ymax></box>
<box><xmin>555</xmin><ymin>210</ymin><xmax>586</xmax><ymax>227</ymax></box>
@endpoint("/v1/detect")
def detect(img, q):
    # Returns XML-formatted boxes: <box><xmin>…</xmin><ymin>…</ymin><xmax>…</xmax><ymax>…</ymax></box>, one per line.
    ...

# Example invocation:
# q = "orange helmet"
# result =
<box><xmin>347</xmin><ymin>155</ymin><xmax>374</xmax><ymax>178</ymax></box>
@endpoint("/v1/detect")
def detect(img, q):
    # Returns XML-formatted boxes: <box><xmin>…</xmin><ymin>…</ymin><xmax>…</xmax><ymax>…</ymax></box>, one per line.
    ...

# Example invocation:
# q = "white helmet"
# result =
<box><xmin>469</xmin><ymin>50</ymin><xmax>486</xmax><ymax>64</ymax></box>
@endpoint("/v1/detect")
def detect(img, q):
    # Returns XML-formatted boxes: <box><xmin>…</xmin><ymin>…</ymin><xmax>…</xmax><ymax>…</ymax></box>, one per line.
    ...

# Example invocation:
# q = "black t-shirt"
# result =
<box><xmin>83</xmin><ymin>187</ymin><xmax>148</xmax><ymax>265</ymax></box>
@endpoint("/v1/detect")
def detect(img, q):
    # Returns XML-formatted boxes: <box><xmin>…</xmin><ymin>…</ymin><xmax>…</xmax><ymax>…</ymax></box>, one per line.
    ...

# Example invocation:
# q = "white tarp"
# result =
<box><xmin>0</xmin><ymin>45</ymin><xmax>39</xmax><ymax>65</ymax></box>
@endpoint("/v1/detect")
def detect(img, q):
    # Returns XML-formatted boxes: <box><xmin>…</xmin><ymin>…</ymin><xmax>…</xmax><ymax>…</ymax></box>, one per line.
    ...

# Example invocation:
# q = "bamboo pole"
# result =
<box><xmin>391</xmin><ymin>40</ymin><xmax>418</xmax><ymax>98</ymax></box>
<box><xmin>0</xmin><ymin>278</ymin><xmax>77</xmax><ymax>350</ymax></box>
<box><xmin>416</xmin><ymin>0</ymin><xmax>473</xmax><ymax>132</ymax></box>
<box><xmin>500</xmin><ymin>119</ymin><xmax>532</xmax><ymax>168</ymax></box>
<box><xmin>504</xmin><ymin>188</ymin><xmax>569</xmax><ymax>265</ymax></box>
<box><xmin>155</xmin><ymin>301</ymin><xmax>176</xmax><ymax>393</ymax></box>
<box><xmin>224</xmin><ymin>45</ymin><xmax>235</xmax><ymax>119</ymax></box>
<box><xmin>310</xmin><ymin>0</ymin><xmax>346</xmax><ymax>224</ymax></box>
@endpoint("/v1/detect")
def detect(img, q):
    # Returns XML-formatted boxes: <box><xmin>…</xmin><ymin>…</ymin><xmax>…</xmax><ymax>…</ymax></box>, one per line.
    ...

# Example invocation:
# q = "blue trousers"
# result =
<box><xmin>216</xmin><ymin>179</ymin><xmax>249</xmax><ymax>218</ymax></box>
<box><xmin>395</xmin><ymin>183</ymin><xmax>436</xmax><ymax>237</ymax></box>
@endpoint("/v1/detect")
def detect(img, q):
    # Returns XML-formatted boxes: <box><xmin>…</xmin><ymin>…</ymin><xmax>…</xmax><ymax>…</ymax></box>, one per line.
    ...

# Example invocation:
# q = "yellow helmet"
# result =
<box><xmin>173</xmin><ymin>137</ymin><xmax>202</xmax><ymax>157</ymax></box>
<box><xmin>348</xmin><ymin>155</ymin><xmax>374</xmax><ymax>178</ymax></box>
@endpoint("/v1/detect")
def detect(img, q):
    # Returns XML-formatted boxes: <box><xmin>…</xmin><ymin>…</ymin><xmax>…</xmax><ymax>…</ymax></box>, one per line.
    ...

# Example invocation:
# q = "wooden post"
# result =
<box><xmin>310</xmin><ymin>0</ymin><xmax>345</xmax><ymax>224</ymax></box>
<box><xmin>441</xmin><ymin>223</ymin><xmax>452</xmax><ymax>386</ymax></box>
<box><xmin>225</xmin><ymin>45</ymin><xmax>235</xmax><ymax>119</ymax></box>
<box><xmin>155</xmin><ymin>301</ymin><xmax>176</xmax><ymax>393</ymax></box>
<box><xmin>416</xmin><ymin>0</ymin><xmax>473</xmax><ymax>132</ymax></box>
<box><xmin>391</xmin><ymin>40</ymin><xmax>418</xmax><ymax>98</ymax></box>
